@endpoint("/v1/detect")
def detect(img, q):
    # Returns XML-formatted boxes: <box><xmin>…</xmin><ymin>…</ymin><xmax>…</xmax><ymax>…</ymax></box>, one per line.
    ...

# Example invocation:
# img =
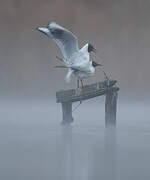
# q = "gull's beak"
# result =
<box><xmin>36</xmin><ymin>27</ymin><xmax>50</xmax><ymax>36</ymax></box>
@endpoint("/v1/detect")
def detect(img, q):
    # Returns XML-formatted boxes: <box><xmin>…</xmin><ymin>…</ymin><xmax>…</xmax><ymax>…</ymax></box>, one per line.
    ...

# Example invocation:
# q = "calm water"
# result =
<box><xmin>0</xmin><ymin>100</ymin><xmax>150</xmax><ymax>180</ymax></box>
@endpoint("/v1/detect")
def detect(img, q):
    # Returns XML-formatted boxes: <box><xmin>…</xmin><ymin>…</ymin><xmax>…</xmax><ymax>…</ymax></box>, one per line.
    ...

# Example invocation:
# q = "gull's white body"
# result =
<box><xmin>38</xmin><ymin>22</ymin><xmax>96</xmax><ymax>83</ymax></box>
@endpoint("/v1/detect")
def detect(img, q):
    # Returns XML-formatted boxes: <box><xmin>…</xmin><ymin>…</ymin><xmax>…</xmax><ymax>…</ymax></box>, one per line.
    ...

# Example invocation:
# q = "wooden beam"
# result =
<box><xmin>56</xmin><ymin>80</ymin><xmax>118</xmax><ymax>103</ymax></box>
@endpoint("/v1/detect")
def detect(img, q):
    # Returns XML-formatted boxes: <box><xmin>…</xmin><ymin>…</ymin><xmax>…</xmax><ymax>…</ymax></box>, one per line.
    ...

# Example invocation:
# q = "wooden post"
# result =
<box><xmin>56</xmin><ymin>80</ymin><xmax>119</xmax><ymax>125</ymax></box>
<box><xmin>61</xmin><ymin>102</ymin><xmax>73</xmax><ymax>124</ymax></box>
<box><xmin>105</xmin><ymin>89</ymin><xmax>118</xmax><ymax>127</ymax></box>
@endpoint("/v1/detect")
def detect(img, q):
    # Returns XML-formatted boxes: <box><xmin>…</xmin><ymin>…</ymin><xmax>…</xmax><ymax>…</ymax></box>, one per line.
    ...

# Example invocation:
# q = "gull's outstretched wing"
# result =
<box><xmin>38</xmin><ymin>22</ymin><xmax>79</xmax><ymax>60</ymax></box>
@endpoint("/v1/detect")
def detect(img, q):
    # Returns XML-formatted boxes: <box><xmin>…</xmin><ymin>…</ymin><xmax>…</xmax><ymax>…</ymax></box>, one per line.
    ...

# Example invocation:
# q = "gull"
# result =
<box><xmin>37</xmin><ymin>22</ymin><xmax>102</xmax><ymax>88</ymax></box>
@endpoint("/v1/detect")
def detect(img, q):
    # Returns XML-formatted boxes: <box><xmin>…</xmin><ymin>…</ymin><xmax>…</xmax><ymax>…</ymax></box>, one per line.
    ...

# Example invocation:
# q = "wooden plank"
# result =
<box><xmin>56</xmin><ymin>80</ymin><xmax>118</xmax><ymax>103</ymax></box>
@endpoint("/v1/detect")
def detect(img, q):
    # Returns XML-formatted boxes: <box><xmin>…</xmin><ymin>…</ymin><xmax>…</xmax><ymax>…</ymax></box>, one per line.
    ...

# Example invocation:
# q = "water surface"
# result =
<box><xmin>0</xmin><ymin>101</ymin><xmax>149</xmax><ymax>180</ymax></box>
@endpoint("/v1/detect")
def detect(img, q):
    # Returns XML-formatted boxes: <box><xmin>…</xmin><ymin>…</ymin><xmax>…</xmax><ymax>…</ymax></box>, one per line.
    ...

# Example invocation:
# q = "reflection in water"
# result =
<box><xmin>58</xmin><ymin>125</ymin><xmax>73</xmax><ymax>180</ymax></box>
<box><xmin>105</xmin><ymin>127</ymin><xmax>117</xmax><ymax>180</ymax></box>
<box><xmin>88</xmin><ymin>127</ymin><xmax>117</xmax><ymax>180</ymax></box>
<box><xmin>0</xmin><ymin>103</ymin><xmax>150</xmax><ymax>180</ymax></box>
<box><xmin>56</xmin><ymin>124</ymin><xmax>117</xmax><ymax>180</ymax></box>
<box><xmin>58</xmin><ymin>125</ymin><xmax>89</xmax><ymax>180</ymax></box>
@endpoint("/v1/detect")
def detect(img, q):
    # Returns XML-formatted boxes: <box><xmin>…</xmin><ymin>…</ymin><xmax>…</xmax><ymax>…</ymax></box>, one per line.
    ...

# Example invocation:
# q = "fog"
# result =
<box><xmin>0</xmin><ymin>101</ymin><xmax>150</xmax><ymax>180</ymax></box>
<box><xmin>0</xmin><ymin>0</ymin><xmax>150</xmax><ymax>179</ymax></box>
<box><xmin>0</xmin><ymin>0</ymin><xmax>150</xmax><ymax>100</ymax></box>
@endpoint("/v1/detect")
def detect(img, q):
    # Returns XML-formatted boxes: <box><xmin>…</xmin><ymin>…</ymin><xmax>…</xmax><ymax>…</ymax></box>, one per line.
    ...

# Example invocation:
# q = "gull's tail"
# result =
<box><xmin>65</xmin><ymin>68</ymin><xmax>73</xmax><ymax>83</ymax></box>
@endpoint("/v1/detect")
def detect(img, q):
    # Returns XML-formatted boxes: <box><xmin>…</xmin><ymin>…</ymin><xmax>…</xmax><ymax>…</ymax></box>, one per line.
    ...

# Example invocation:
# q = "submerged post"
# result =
<box><xmin>61</xmin><ymin>102</ymin><xmax>73</xmax><ymax>124</ymax></box>
<box><xmin>56</xmin><ymin>80</ymin><xmax>119</xmax><ymax>124</ymax></box>
<box><xmin>105</xmin><ymin>88</ymin><xmax>118</xmax><ymax>127</ymax></box>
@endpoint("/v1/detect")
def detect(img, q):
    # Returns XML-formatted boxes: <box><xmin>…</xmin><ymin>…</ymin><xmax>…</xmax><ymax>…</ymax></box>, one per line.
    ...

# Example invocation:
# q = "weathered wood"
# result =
<box><xmin>105</xmin><ymin>89</ymin><xmax>118</xmax><ymax>127</ymax></box>
<box><xmin>56</xmin><ymin>80</ymin><xmax>117</xmax><ymax>103</ymax></box>
<box><xmin>62</xmin><ymin>102</ymin><xmax>73</xmax><ymax>124</ymax></box>
<box><xmin>56</xmin><ymin>79</ymin><xmax>119</xmax><ymax>124</ymax></box>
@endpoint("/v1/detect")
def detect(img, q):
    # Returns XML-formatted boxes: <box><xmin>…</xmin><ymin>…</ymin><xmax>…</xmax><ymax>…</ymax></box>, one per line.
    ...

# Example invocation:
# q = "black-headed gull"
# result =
<box><xmin>37</xmin><ymin>22</ymin><xmax>101</xmax><ymax>88</ymax></box>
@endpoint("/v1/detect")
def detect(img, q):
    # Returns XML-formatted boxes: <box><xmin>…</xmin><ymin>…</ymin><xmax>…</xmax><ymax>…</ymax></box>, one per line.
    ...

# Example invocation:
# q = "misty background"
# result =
<box><xmin>0</xmin><ymin>1</ymin><xmax>150</xmax><ymax>180</ymax></box>
<box><xmin>0</xmin><ymin>0</ymin><xmax>150</xmax><ymax>101</ymax></box>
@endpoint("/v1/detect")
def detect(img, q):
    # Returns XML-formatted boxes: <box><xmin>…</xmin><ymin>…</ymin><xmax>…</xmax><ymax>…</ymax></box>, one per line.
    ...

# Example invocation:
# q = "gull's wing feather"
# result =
<box><xmin>48</xmin><ymin>22</ymin><xmax>79</xmax><ymax>59</ymax></box>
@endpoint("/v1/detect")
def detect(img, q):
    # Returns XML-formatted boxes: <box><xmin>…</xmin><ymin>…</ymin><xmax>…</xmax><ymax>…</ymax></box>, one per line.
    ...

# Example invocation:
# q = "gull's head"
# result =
<box><xmin>92</xmin><ymin>61</ymin><xmax>102</xmax><ymax>67</ymax></box>
<box><xmin>36</xmin><ymin>26</ymin><xmax>50</xmax><ymax>36</ymax></box>
<box><xmin>88</xmin><ymin>43</ymin><xmax>97</xmax><ymax>53</ymax></box>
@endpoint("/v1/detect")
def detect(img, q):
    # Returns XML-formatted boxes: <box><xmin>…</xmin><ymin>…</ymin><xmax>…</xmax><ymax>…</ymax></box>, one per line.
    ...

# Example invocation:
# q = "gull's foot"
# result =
<box><xmin>75</xmin><ymin>87</ymin><xmax>82</xmax><ymax>95</ymax></box>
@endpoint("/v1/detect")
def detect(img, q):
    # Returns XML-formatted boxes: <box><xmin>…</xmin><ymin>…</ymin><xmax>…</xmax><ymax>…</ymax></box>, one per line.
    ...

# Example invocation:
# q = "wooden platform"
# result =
<box><xmin>56</xmin><ymin>79</ymin><xmax>119</xmax><ymax>126</ymax></box>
